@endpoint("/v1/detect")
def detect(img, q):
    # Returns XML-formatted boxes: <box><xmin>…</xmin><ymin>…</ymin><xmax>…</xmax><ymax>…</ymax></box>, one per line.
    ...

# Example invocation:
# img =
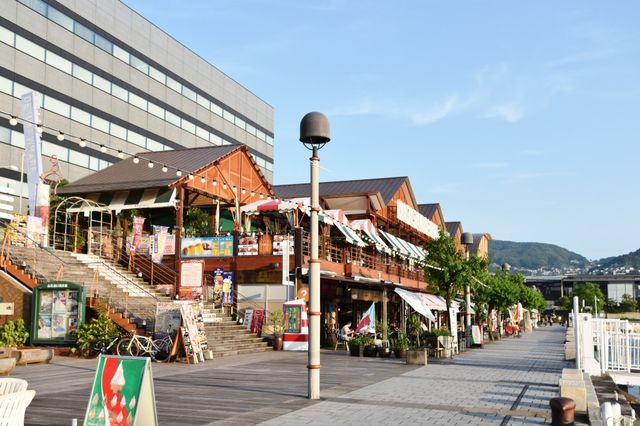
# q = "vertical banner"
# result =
<box><xmin>20</xmin><ymin>92</ymin><xmax>43</xmax><ymax>215</ymax></box>
<box><xmin>282</xmin><ymin>238</ymin><xmax>291</xmax><ymax>286</ymax></box>
<box><xmin>151</xmin><ymin>226</ymin><xmax>168</xmax><ymax>264</ymax></box>
<box><xmin>130</xmin><ymin>217</ymin><xmax>145</xmax><ymax>256</ymax></box>
<box><xmin>84</xmin><ymin>356</ymin><xmax>157</xmax><ymax>426</ymax></box>
<box><xmin>212</xmin><ymin>268</ymin><xmax>234</xmax><ymax>306</ymax></box>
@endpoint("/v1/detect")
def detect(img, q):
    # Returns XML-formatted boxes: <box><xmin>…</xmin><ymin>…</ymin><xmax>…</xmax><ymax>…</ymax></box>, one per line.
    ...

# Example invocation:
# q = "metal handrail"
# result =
<box><xmin>0</xmin><ymin>221</ymin><xmax>158</xmax><ymax>328</ymax></box>
<box><xmin>111</xmin><ymin>241</ymin><xmax>177</xmax><ymax>287</ymax></box>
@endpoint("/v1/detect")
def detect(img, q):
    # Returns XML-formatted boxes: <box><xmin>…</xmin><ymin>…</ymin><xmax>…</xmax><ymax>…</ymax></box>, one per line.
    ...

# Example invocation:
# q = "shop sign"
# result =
<box><xmin>212</xmin><ymin>268</ymin><xmax>234</xmax><ymax>306</ymax></box>
<box><xmin>351</xmin><ymin>288</ymin><xmax>382</xmax><ymax>302</ymax></box>
<box><xmin>395</xmin><ymin>200</ymin><xmax>439</xmax><ymax>239</ymax></box>
<box><xmin>181</xmin><ymin>235</ymin><xmax>233</xmax><ymax>258</ymax></box>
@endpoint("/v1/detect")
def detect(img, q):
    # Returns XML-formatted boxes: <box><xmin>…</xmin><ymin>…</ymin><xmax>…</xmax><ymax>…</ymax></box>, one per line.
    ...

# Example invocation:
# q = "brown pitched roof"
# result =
<box><xmin>58</xmin><ymin>145</ymin><xmax>240</xmax><ymax>195</ymax></box>
<box><xmin>445</xmin><ymin>221</ymin><xmax>462</xmax><ymax>236</ymax></box>
<box><xmin>471</xmin><ymin>233</ymin><xmax>493</xmax><ymax>254</ymax></box>
<box><xmin>418</xmin><ymin>203</ymin><xmax>442</xmax><ymax>221</ymax></box>
<box><xmin>274</xmin><ymin>176</ymin><xmax>409</xmax><ymax>205</ymax></box>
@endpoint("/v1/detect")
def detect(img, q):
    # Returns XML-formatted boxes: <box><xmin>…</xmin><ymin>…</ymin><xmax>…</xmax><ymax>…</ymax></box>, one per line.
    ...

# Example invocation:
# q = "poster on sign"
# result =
<box><xmin>151</xmin><ymin>226</ymin><xmax>169</xmax><ymax>264</ymax></box>
<box><xmin>181</xmin><ymin>236</ymin><xmax>233</xmax><ymax>258</ymax></box>
<box><xmin>250</xmin><ymin>309</ymin><xmax>265</xmax><ymax>335</ymax></box>
<box><xmin>84</xmin><ymin>355</ymin><xmax>157</xmax><ymax>426</ymax></box>
<box><xmin>238</xmin><ymin>236</ymin><xmax>258</xmax><ymax>256</ymax></box>
<box><xmin>243</xmin><ymin>309</ymin><xmax>254</xmax><ymax>331</ymax></box>
<box><xmin>179</xmin><ymin>260</ymin><xmax>204</xmax><ymax>300</ymax></box>
<box><xmin>130</xmin><ymin>217</ymin><xmax>145</xmax><ymax>255</ymax></box>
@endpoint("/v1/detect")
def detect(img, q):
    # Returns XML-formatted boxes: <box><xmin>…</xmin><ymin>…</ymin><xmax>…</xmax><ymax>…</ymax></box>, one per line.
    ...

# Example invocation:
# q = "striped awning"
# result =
<box><xmin>335</xmin><ymin>223</ymin><xmax>366</xmax><ymax>247</ymax></box>
<box><xmin>378</xmin><ymin>230</ymin><xmax>414</xmax><ymax>258</ymax></box>
<box><xmin>241</xmin><ymin>198</ymin><xmax>299</xmax><ymax>215</ymax></box>
<box><xmin>70</xmin><ymin>188</ymin><xmax>176</xmax><ymax>213</ymax></box>
<box><xmin>350</xmin><ymin>219</ymin><xmax>392</xmax><ymax>254</ymax></box>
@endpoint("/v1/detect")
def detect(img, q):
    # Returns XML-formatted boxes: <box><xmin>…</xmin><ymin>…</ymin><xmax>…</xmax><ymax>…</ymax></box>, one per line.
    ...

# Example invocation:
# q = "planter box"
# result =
<box><xmin>349</xmin><ymin>345</ymin><xmax>364</xmax><ymax>357</ymax></box>
<box><xmin>12</xmin><ymin>348</ymin><xmax>54</xmax><ymax>366</ymax></box>
<box><xmin>363</xmin><ymin>345</ymin><xmax>378</xmax><ymax>357</ymax></box>
<box><xmin>406</xmin><ymin>349</ymin><xmax>428</xmax><ymax>365</ymax></box>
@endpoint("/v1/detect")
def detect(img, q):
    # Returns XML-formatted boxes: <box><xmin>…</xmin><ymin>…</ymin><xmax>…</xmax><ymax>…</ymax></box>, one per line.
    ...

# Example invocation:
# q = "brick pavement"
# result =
<box><xmin>260</xmin><ymin>326</ymin><xmax>572</xmax><ymax>426</ymax></box>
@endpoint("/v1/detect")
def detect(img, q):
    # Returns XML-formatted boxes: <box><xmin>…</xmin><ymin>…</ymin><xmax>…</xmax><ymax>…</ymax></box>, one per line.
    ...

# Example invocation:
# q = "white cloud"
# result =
<box><xmin>410</xmin><ymin>95</ymin><xmax>460</xmax><ymax>125</ymax></box>
<box><xmin>484</xmin><ymin>103</ymin><xmax>524</xmax><ymax>123</ymax></box>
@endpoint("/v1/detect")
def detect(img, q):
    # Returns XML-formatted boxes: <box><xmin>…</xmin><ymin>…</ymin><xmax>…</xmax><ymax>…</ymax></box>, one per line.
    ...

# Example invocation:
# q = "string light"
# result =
<box><xmin>222</xmin><ymin>182</ymin><xmax>227</xmax><ymax>189</ymax></box>
<box><xmin>100</xmin><ymin>145</ymin><xmax>107</xmax><ymax>153</ymax></box>
<box><xmin>241</xmin><ymin>188</ymin><xmax>246</xmax><ymax>195</ymax></box>
<box><xmin>200</xmin><ymin>176</ymin><xmax>206</xmax><ymax>184</ymax></box>
<box><xmin>260</xmin><ymin>193</ymin><xmax>264</xmax><ymax>199</ymax></box>
<box><xmin>176</xmin><ymin>170</ymin><xmax>182</xmax><ymax>177</ymax></box>
<box><xmin>9</xmin><ymin>116</ymin><xmax>17</xmax><ymax>126</ymax></box>
<box><xmin>162</xmin><ymin>164</ymin><xmax>168</xmax><ymax>173</ymax></box>
<box><xmin>212</xmin><ymin>179</ymin><xmax>217</xmax><ymax>186</ymax></box>
<box><xmin>57</xmin><ymin>131</ymin><xmax>65</xmax><ymax>141</ymax></box>
<box><xmin>79</xmin><ymin>138</ymin><xmax>87</xmax><ymax>148</ymax></box>
<box><xmin>147</xmin><ymin>161</ymin><xmax>154</xmax><ymax>168</ymax></box>
<box><xmin>251</xmin><ymin>191</ymin><xmax>255</xmax><ymax>197</ymax></box>
<box><xmin>36</xmin><ymin>124</ymin><xmax>43</xmax><ymax>134</ymax></box>
<box><xmin>232</xmin><ymin>185</ymin><xmax>237</xmax><ymax>192</ymax></box>
<box><xmin>133</xmin><ymin>156</ymin><xmax>139</xmax><ymax>164</ymax></box>
<box><xmin>118</xmin><ymin>150</ymin><xmax>124</xmax><ymax>159</ymax></box>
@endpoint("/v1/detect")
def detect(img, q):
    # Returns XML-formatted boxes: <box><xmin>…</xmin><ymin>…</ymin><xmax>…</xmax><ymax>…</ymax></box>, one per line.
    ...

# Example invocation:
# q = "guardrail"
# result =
<box><xmin>592</xmin><ymin>318</ymin><xmax>640</xmax><ymax>373</ymax></box>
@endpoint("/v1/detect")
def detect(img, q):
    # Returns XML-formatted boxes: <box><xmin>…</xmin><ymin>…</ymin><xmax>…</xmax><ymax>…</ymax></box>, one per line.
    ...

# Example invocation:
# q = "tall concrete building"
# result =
<box><xmin>0</xmin><ymin>0</ymin><xmax>274</xmax><ymax>214</ymax></box>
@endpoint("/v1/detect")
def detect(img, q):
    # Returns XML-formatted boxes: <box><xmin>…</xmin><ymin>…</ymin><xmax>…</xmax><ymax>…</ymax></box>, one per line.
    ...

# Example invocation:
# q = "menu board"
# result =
<box><xmin>32</xmin><ymin>281</ymin><xmax>85</xmax><ymax>344</ymax></box>
<box><xmin>272</xmin><ymin>234</ymin><xmax>294</xmax><ymax>255</ymax></box>
<box><xmin>238</xmin><ymin>236</ymin><xmax>258</xmax><ymax>256</ymax></box>
<box><xmin>250</xmin><ymin>309</ymin><xmax>265</xmax><ymax>336</ymax></box>
<box><xmin>179</xmin><ymin>303</ymin><xmax>207</xmax><ymax>357</ymax></box>
<box><xmin>243</xmin><ymin>309</ymin><xmax>254</xmax><ymax>331</ymax></box>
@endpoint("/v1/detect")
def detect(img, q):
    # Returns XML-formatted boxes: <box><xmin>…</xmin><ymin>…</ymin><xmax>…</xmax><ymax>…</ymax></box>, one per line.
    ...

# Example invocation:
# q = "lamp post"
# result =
<box><xmin>461</xmin><ymin>232</ymin><xmax>473</xmax><ymax>348</ymax></box>
<box><xmin>299</xmin><ymin>112</ymin><xmax>330</xmax><ymax>400</ymax></box>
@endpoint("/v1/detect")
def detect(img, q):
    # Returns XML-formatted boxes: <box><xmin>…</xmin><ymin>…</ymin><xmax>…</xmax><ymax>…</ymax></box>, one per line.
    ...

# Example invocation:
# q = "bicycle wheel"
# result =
<box><xmin>81</xmin><ymin>346</ymin><xmax>99</xmax><ymax>359</ymax></box>
<box><xmin>116</xmin><ymin>338</ymin><xmax>140</xmax><ymax>357</ymax></box>
<box><xmin>151</xmin><ymin>337</ymin><xmax>172</xmax><ymax>362</ymax></box>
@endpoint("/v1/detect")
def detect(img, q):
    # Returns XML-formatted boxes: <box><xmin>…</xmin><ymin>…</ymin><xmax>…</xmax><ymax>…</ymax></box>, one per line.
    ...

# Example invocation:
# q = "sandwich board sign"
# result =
<box><xmin>84</xmin><ymin>355</ymin><xmax>157</xmax><ymax>426</ymax></box>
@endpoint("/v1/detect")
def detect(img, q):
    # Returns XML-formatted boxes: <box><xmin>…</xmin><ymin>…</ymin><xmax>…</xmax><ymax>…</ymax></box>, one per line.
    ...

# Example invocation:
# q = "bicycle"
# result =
<box><xmin>116</xmin><ymin>331</ymin><xmax>173</xmax><ymax>362</ymax></box>
<box><xmin>81</xmin><ymin>335</ymin><xmax>120</xmax><ymax>359</ymax></box>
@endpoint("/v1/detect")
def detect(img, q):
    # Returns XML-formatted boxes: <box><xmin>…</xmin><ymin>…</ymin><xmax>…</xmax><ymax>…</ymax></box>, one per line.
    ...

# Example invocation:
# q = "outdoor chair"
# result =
<box><xmin>334</xmin><ymin>332</ymin><xmax>349</xmax><ymax>352</ymax></box>
<box><xmin>0</xmin><ymin>389</ymin><xmax>35</xmax><ymax>426</ymax></box>
<box><xmin>0</xmin><ymin>379</ymin><xmax>27</xmax><ymax>396</ymax></box>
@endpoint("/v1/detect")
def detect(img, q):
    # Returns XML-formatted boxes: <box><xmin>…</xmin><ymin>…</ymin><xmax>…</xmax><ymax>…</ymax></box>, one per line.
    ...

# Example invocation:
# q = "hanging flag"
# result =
<box><xmin>355</xmin><ymin>303</ymin><xmax>376</xmax><ymax>334</ymax></box>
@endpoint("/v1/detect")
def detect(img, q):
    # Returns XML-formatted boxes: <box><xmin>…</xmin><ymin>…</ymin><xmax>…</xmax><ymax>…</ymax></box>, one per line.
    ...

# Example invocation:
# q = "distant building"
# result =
<box><xmin>0</xmin><ymin>0</ymin><xmax>274</xmax><ymax>214</ymax></box>
<box><xmin>525</xmin><ymin>274</ymin><xmax>640</xmax><ymax>304</ymax></box>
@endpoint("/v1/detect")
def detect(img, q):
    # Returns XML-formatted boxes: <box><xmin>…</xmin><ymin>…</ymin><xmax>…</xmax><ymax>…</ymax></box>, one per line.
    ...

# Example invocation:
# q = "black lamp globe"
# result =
<box><xmin>461</xmin><ymin>232</ymin><xmax>473</xmax><ymax>246</ymax></box>
<box><xmin>299</xmin><ymin>112</ymin><xmax>330</xmax><ymax>151</ymax></box>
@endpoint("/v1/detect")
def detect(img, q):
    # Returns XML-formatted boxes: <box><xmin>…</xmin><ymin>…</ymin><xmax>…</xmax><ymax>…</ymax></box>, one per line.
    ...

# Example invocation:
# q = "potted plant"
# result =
<box><xmin>393</xmin><ymin>333</ymin><xmax>409</xmax><ymax>358</ymax></box>
<box><xmin>349</xmin><ymin>335</ymin><xmax>368</xmax><ymax>357</ymax></box>
<box><xmin>71</xmin><ymin>312</ymin><xmax>121</xmax><ymax>358</ymax></box>
<box><xmin>406</xmin><ymin>314</ymin><xmax>428</xmax><ymax>365</ymax></box>
<box><xmin>363</xmin><ymin>334</ymin><xmax>378</xmax><ymax>357</ymax></box>
<box><xmin>375</xmin><ymin>320</ymin><xmax>391</xmax><ymax>357</ymax></box>
<box><xmin>269</xmin><ymin>310</ymin><xmax>284</xmax><ymax>350</ymax></box>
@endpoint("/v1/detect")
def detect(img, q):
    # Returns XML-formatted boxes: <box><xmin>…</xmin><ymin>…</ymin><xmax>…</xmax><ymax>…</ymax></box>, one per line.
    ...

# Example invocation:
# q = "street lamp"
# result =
<box><xmin>461</xmin><ymin>232</ymin><xmax>473</xmax><ymax>348</ymax></box>
<box><xmin>299</xmin><ymin>111</ymin><xmax>330</xmax><ymax>400</ymax></box>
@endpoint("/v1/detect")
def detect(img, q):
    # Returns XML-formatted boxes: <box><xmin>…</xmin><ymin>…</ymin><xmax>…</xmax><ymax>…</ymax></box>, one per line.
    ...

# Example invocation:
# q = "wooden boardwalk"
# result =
<box><xmin>16</xmin><ymin>350</ymin><xmax>416</xmax><ymax>425</ymax></box>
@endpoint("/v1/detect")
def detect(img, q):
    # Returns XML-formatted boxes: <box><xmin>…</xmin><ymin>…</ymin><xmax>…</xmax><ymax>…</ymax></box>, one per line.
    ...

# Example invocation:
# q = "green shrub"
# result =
<box><xmin>71</xmin><ymin>312</ymin><xmax>121</xmax><ymax>352</ymax></box>
<box><xmin>351</xmin><ymin>334</ymin><xmax>374</xmax><ymax>347</ymax></box>
<box><xmin>425</xmin><ymin>329</ymin><xmax>452</xmax><ymax>337</ymax></box>
<box><xmin>0</xmin><ymin>319</ymin><xmax>29</xmax><ymax>347</ymax></box>
<box><xmin>394</xmin><ymin>333</ymin><xmax>409</xmax><ymax>350</ymax></box>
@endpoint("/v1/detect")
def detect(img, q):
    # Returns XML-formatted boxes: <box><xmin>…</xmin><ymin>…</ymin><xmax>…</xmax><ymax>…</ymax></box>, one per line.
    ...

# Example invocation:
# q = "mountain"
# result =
<box><xmin>489</xmin><ymin>240</ymin><xmax>590</xmax><ymax>271</ymax></box>
<box><xmin>593</xmin><ymin>248</ymin><xmax>640</xmax><ymax>272</ymax></box>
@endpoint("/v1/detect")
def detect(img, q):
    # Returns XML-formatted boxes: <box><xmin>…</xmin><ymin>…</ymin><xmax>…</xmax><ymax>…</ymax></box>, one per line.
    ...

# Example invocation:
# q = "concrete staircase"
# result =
<box><xmin>4</xmin><ymin>245</ymin><xmax>169</xmax><ymax>331</ymax></box>
<box><xmin>202</xmin><ymin>306</ymin><xmax>270</xmax><ymax>357</ymax></box>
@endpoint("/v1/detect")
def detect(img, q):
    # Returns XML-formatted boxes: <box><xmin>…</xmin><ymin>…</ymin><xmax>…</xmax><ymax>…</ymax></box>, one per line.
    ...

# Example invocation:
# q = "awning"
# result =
<box><xmin>324</xmin><ymin>209</ymin><xmax>349</xmax><ymax>226</ymax></box>
<box><xmin>335</xmin><ymin>223</ymin><xmax>366</xmax><ymax>247</ymax></box>
<box><xmin>394</xmin><ymin>288</ymin><xmax>435</xmax><ymax>322</ymax></box>
<box><xmin>70</xmin><ymin>188</ymin><xmax>176</xmax><ymax>213</ymax></box>
<box><xmin>241</xmin><ymin>199</ymin><xmax>299</xmax><ymax>215</ymax></box>
<box><xmin>378</xmin><ymin>230</ymin><xmax>412</xmax><ymax>257</ymax></box>
<box><xmin>419</xmin><ymin>293</ymin><xmax>448</xmax><ymax>311</ymax></box>
<box><xmin>350</xmin><ymin>219</ymin><xmax>392</xmax><ymax>254</ymax></box>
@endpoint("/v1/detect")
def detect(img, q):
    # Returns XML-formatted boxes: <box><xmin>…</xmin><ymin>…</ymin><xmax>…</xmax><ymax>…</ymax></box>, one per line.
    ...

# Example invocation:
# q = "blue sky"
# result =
<box><xmin>124</xmin><ymin>1</ymin><xmax>640</xmax><ymax>260</ymax></box>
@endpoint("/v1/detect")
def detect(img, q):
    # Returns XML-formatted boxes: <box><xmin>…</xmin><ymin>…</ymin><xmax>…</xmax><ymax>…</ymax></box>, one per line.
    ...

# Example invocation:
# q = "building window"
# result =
<box><xmin>71</xmin><ymin>64</ymin><xmax>93</xmax><ymax>85</ymax></box>
<box><xmin>73</xmin><ymin>22</ymin><xmax>94</xmax><ymax>44</ymax></box>
<box><xmin>45</xmin><ymin>51</ymin><xmax>73</xmax><ymax>74</ymax></box>
<box><xmin>92</xmin><ymin>74</ymin><xmax>111</xmax><ymax>93</ymax></box>
<box><xmin>70</xmin><ymin>106</ymin><xmax>91</xmax><ymax>126</ymax></box>
<box><xmin>69</xmin><ymin>150</ymin><xmax>89</xmax><ymax>168</ymax></box>
<box><xmin>113</xmin><ymin>44</ymin><xmax>129</xmax><ymax>63</ymax></box>
<box><xmin>21</xmin><ymin>0</ymin><xmax>47</xmax><ymax>15</ymax></box>
<box><xmin>129</xmin><ymin>55</ymin><xmax>149</xmax><ymax>75</ymax></box>
<box><xmin>15</xmin><ymin>35</ymin><xmax>46</xmax><ymax>61</ymax></box>
<box><xmin>111</xmin><ymin>84</ymin><xmax>129</xmax><ymax>102</ymax></box>
<box><xmin>43</xmin><ymin>95</ymin><xmax>70</xmax><ymax>117</ymax></box>
<box><xmin>47</xmin><ymin>7</ymin><xmax>73</xmax><ymax>31</ymax></box>
<box><xmin>0</xmin><ymin>27</ymin><xmax>15</xmax><ymax>46</ymax></box>
<box><xmin>94</xmin><ymin>33</ymin><xmax>113</xmax><ymax>54</ymax></box>
<box><xmin>0</xmin><ymin>75</ymin><xmax>12</xmax><ymax>95</ymax></box>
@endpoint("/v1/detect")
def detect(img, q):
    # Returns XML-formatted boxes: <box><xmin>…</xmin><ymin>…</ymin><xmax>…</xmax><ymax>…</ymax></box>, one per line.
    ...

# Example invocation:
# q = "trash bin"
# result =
<box><xmin>549</xmin><ymin>397</ymin><xmax>576</xmax><ymax>425</ymax></box>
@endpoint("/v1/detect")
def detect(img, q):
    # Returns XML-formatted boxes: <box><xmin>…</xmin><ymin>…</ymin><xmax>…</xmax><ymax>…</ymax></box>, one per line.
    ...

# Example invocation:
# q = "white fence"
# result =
<box><xmin>592</xmin><ymin>318</ymin><xmax>640</xmax><ymax>373</ymax></box>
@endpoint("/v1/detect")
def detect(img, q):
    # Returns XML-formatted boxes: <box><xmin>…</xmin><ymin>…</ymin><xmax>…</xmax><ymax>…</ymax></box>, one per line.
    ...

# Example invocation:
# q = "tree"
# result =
<box><xmin>423</xmin><ymin>228</ymin><xmax>487</xmax><ymax>334</ymax></box>
<box><xmin>520</xmin><ymin>285</ymin><xmax>546</xmax><ymax>314</ymax></box>
<box><xmin>556</xmin><ymin>296</ymin><xmax>572</xmax><ymax>311</ymax></box>
<box><xmin>619</xmin><ymin>294</ymin><xmax>637</xmax><ymax>313</ymax></box>
<box><xmin>569</xmin><ymin>282</ymin><xmax>605</xmax><ymax>313</ymax></box>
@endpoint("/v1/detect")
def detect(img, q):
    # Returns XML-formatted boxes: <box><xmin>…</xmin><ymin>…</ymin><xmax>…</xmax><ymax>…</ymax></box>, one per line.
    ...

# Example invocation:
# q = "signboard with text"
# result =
<box><xmin>181</xmin><ymin>236</ymin><xmax>233</xmax><ymax>258</ymax></box>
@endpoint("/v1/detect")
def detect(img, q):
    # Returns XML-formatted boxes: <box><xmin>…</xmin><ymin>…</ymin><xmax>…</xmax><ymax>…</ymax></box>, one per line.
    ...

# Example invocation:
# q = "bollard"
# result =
<box><xmin>71</xmin><ymin>419</ymin><xmax>77</xmax><ymax>426</ymax></box>
<box><xmin>550</xmin><ymin>397</ymin><xmax>576</xmax><ymax>425</ymax></box>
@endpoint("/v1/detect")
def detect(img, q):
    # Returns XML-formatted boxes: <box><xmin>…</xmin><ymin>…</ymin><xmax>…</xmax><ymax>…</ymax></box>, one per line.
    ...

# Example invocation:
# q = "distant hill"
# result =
<box><xmin>595</xmin><ymin>248</ymin><xmax>640</xmax><ymax>271</ymax></box>
<box><xmin>489</xmin><ymin>240</ymin><xmax>589</xmax><ymax>270</ymax></box>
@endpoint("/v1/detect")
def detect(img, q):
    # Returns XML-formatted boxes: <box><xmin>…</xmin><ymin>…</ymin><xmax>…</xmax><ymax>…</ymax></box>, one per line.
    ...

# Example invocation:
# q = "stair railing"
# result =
<box><xmin>111</xmin><ymin>240</ymin><xmax>177</xmax><ymax>288</ymax></box>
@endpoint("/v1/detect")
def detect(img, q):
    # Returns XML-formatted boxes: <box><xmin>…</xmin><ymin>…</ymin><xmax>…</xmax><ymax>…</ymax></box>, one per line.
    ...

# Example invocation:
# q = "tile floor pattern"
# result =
<box><xmin>260</xmin><ymin>326</ymin><xmax>574</xmax><ymax>426</ymax></box>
